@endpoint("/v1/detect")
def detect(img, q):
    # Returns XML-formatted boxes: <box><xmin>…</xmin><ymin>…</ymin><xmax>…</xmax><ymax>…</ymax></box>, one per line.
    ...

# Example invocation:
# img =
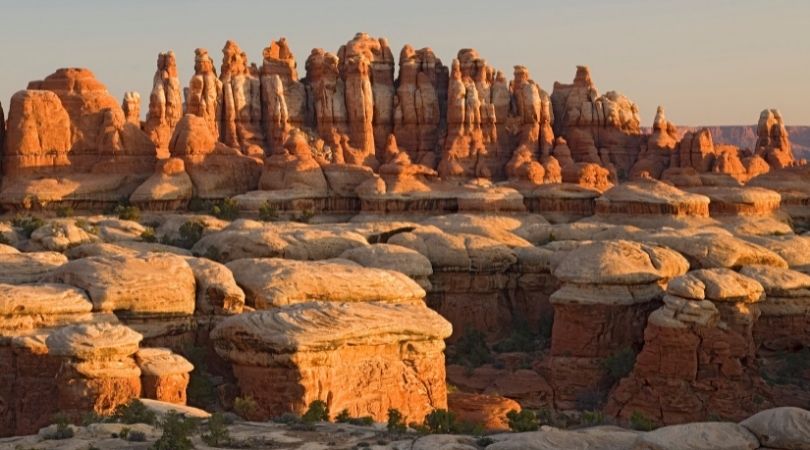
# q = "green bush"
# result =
<box><xmin>233</xmin><ymin>396</ymin><xmax>259</xmax><ymax>420</ymax></box>
<box><xmin>113</xmin><ymin>399</ymin><xmax>157</xmax><ymax>425</ymax></box>
<box><xmin>140</xmin><ymin>227</ymin><xmax>157</xmax><ymax>243</ymax></box>
<box><xmin>55</xmin><ymin>206</ymin><xmax>74</xmax><ymax>218</ymax></box>
<box><xmin>302</xmin><ymin>400</ymin><xmax>330</xmax><ymax>424</ymax></box>
<box><xmin>629</xmin><ymin>411</ymin><xmax>655</xmax><ymax>431</ymax></box>
<box><xmin>602</xmin><ymin>348</ymin><xmax>636</xmax><ymax>382</ymax></box>
<box><xmin>580</xmin><ymin>410</ymin><xmax>604</xmax><ymax>426</ymax></box>
<box><xmin>334</xmin><ymin>409</ymin><xmax>374</xmax><ymax>426</ymax></box>
<box><xmin>168</xmin><ymin>220</ymin><xmax>206</xmax><ymax>249</ymax></box>
<box><xmin>12</xmin><ymin>214</ymin><xmax>45</xmax><ymax>238</ymax></box>
<box><xmin>448</xmin><ymin>329</ymin><xmax>493</xmax><ymax>368</ymax></box>
<box><xmin>273</xmin><ymin>412</ymin><xmax>302</xmax><ymax>425</ymax></box>
<box><xmin>201</xmin><ymin>412</ymin><xmax>231</xmax><ymax>447</ymax></box>
<box><xmin>506</xmin><ymin>409</ymin><xmax>539</xmax><ymax>432</ymax></box>
<box><xmin>44</xmin><ymin>414</ymin><xmax>74</xmax><ymax>440</ymax></box>
<box><xmin>114</xmin><ymin>204</ymin><xmax>141</xmax><ymax>222</ymax></box>
<box><xmin>127</xmin><ymin>430</ymin><xmax>146</xmax><ymax>442</ymax></box>
<box><xmin>210</xmin><ymin>198</ymin><xmax>240</xmax><ymax>221</ymax></box>
<box><xmin>493</xmin><ymin>319</ymin><xmax>549</xmax><ymax>353</ymax></box>
<box><xmin>258</xmin><ymin>201</ymin><xmax>279</xmax><ymax>222</ymax></box>
<box><xmin>74</xmin><ymin>218</ymin><xmax>99</xmax><ymax>235</ymax></box>
<box><xmin>423</xmin><ymin>409</ymin><xmax>456</xmax><ymax>434</ymax></box>
<box><xmin>150</xmin><ymin>410</ymin><xmax>197</xmax><ymax>450</ymax></box>
<box><xmin>293</xmin><ymin>209</ymin><xmax>315</xmax><ymax>223</ymax></box>
<box><xmin>386</xmin><ymin>408</ymin><xmax>407</xmax><ymax>434</ymax></box>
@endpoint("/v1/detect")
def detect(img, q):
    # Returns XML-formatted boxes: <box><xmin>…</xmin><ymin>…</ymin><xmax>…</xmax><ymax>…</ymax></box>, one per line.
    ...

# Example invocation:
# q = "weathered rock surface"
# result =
<box><xmin>0</xmin><ymin>251</ymin><xmax>67</xmax><ymax>283</ymax></box>
<box><xmin>632</xmin><ymin>422</ymin><xmax>759</xmax><ymax>450</ymax></box>
<box><xmin>740</xmin><ymin>406</ymin><xmax>810</xmax><ymax>450</ymax></box>
<box><xmin>135</xmin><ymin>347</ymin><xmax>193</xmax><ymax>404</ymax></box>
<box><xmin>447</xmin><ymin>392</ymin><xmax>521</xmax><ymax>431</ymax></box>
<box><xmin>212</xmin><ymin>301</ymin><xmax>451</xmax><ymax>422</ymax></box>
<box><xmin>226</xmin><ymin>258</ymin><xmax>424</xmax><ymax>308</ymax></box>
<box><xmin>339</xmin><ymin>243</ymin><xmax>433</xmax><ymax>290</ymax></box>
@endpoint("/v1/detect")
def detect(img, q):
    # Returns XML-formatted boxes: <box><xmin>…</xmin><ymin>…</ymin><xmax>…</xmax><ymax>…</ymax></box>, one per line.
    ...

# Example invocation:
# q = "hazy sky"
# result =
<box><xmin>1</xmin><ymin>0</ymin><xmax>808</xmax><ymax>125</ymax></box>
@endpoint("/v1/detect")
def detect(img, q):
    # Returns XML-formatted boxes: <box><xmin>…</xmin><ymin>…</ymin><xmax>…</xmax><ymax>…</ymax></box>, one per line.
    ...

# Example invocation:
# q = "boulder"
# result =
<box><xmin>631</xmin><ymin>422</ymin><xmax>759</xmax><ymax>450</ymax></box>
<box><xmin>740</xmin><ymin>407</ymin><xmax>810</xmax><ymax>450</ymax></box>
<box><xmin>740</xmin><ymin>265</ymin><xmax>810</xmax><ymax>351</ymax></box>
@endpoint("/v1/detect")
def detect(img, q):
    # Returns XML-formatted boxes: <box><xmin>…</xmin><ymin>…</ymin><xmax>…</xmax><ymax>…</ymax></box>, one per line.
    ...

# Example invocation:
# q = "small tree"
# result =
<box><xmin>151</xmin><ymin>410</ymin><xmax>197</xmax><ymax>450</ymax></box>
<box><xmin>114</xmin><ymin>204</ymin><xmax>141</xmax><ymax>222</ymax></box>
<box><xmin>210</xmin><ymin>199</ymin><xmax>240</xmax><ymax>221</ymax></box>
<box><xmin>629</xmin><ymin>411</ymin><xmax>655</xmax><ymax>431</ymax></box>
<box><xmin>258</xmin><ymin>201</ymin><xmax>279</xmax><ymax>222</ymax></box>
<box><xmin>423</xmin><ymin>409</ymin><xmax>456</xmax><ymax>434</ymax></box>
<box><xmin>302</xmin><ymin>400</ymin><xmax>330</xmax><ymax>424</ymax></box>
<box><xmin>506</xmin><ymin>409</ymin><xmax>539</xmax><ymax>432</ymax></box>
<box><xmin>386</xmin><ymin>408</ymin><xmax>407</xmax><ymax>434</ymax></box>
<box><xmin>114</xmin><ymin>399</ymin><xmax>157</xmax><ymax>425</ymax></box>
<box><xmin>201</xmin><ymin>412</ymin><xmax>231</xmax><ymax>447</ymax></box>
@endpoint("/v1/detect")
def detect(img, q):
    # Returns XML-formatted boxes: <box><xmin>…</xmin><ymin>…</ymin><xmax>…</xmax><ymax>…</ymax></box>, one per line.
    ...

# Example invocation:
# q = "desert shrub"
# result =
<box><xmin>506</xmin><ymin>409</ymin><xmax>539</xmax><ymax>432</ymax></box>
<box><xmin>334</xmin><ymin>409</ymin><xmax>374</xmax><ymax>426</ymax></box>
<box><xmin>448</xmin><ymin>329</ymin><xmax>493</xmax><ymax>368</ymax></box>
<box><xmin>629</xmin><ymin>411</ymin><xmax>655</xmax><ymax>431</ymax></box>
<box><xmin>114</xmin><ymin>204</ymin><xmax>141</xmax><ymax>222</ymax></box>
<box><xmin>150</xmin><ymin>410</ymin><xmax>197</xmax><ymax>450</ymax></box>
<box><xmin>602</xmin><ymin>347</ymin><xmax>636</xmax><ymax>382</ymax></box>
<box><xmin>74</xmin><ymin>218</ymin><xmax>99</xmax><ymax>235</ymax></box>
<box><xmin>258</xmin><ymin>201</ymin><xmax>279</xmax><ymax>222</ymax></box>
<box><xmin>210</xmin><ymin>198</ymin><xmax>239</xmax><ymax>221</ymax></box>
<box><xmin>127</xmin><ymin>430</ymin><xmax>147</xmax><ymax>442</ymax></box>
<box><xmin>580</xmin><ymin>410</ymin><xmax>604</xmax><ymax>426</ymax></box>
<box><xmin>477</xmin><ymin>436</ymin><xmax>495</xmax><ymax>446</ymax></box>
<box><xmin>55</xmin><ymin>206</ymin><xmax>74</xmax><ymax>218</ymax></box>
<box><xmin>386</xmin><ymin>408</ymin><xmax>407</xmax><ymax>434</ymax></box>
<box><xmin>140</xmin><ymin>227</ymin><xmax>157</xmax><ymax>243</ymax></box>
<box><xmin>44</xmin><ymin>414</ymin><xmax>74</xmax><ymax>440</ymax></box>
<box><xmin>12</xmin><ymin>214</ymin><xmax>44</xmax><ymax>238</ymax></box>
<box><xmin>0</xmin><ymin>233</ymin><xmax>10</xmax><ymax>246</ymax></box>
<box><xmin>493</xmin><ymin>319</ymin><xmax>550</xmax><ymax>353</ymax></box>
<box><xmin>233</xmin><ymin>395</ymin><xmax>259</xmax><ymax>420</ymax></box>
<box><xmin>165</xmin><ymin>220</ymin><xmax>206</xmax><ymax>249</ymax></box>
<box><xmin>201</xmin><ymin>412</ymin><xmax>231</xmax><ymax>447</ymax></box>
<box><xmin>273</xmin><ymin>412</ymin><xmax>302</xmax><ymax>425</ymax></box>
<box><xmin>188</xmin><ymin>196</ymin><xmax>210</xmax><ymax>212</ymax></box>
<box><xmin>81</xmin><ymin>411</ymin><xmax>106</xmax><ymax>426</ymax></box>
<box><xmin>423</xmin><ymin>409</ymin><xmax>456</xmax><ymax>434</ymax></box>
<box><xmin>302</xmin><ymin>400</ymin><xmax>330</xmax><ymax>424</ymax></box>
<box><xmin>293</xmin><ymin>209</ymin><xmax>315</xmax><ymax>223</ymax></box>
<box><xmin>184</xmin><ymin>346</ymin><xmax>217</xmax><ymax>410</ymax></box>
<box><xmin>114</xmin><ymin>399</ymin><xmax>157</xmax><ymax>425</ymax></box>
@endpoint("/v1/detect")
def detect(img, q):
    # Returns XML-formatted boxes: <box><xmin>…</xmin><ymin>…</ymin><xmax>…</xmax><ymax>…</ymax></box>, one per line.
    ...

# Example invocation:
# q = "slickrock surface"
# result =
<box><xmin>339</xmin><ymin>243</ymin><xmax>433</xmax><ymax>290</ymax></box>
<box><xmin>226</xmin><ymin>257</ymin><xmax>425</xmax><ymax>308</ymax></box>
<box><xmin>740</xmin><ymin>407</ymin><xmax>810</xmax><ymax>450</ymax></box>
<box><xmin>632</xmin><ymin>422</ymin><xmax>759</xmax><ymax>450</ymax></box>
<box><xmin>595</xmin><ymin>178</ymin><xmax>710</xmax><ymax>217</ymax></box>
<box><xmin>212</xmin><ymin>301</ymin><xmax>451</xmax><ymax>422</ymax></box>
<box><xmin>0</xmin><ymin>283</ymin><xmax>94</xmax><ymax>334</ymax></box>
<box><xmin>0</xmin><ymin>251</ymin><xmax>67</xmax><ymax>283</ymax></box>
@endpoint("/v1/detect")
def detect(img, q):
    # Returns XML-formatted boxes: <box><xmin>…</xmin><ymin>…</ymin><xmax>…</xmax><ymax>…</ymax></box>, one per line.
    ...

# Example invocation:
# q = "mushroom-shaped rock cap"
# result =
<box><xmin>46</xmin><ymin>323</ymin><xmax>143</xmax><ymax>360</ymax></box>
<box><xmin>225</xmin><ymin>258</ymin><xmax>425</xmax><ymax>308</ymax></box>
<box><xmin>666</xmin><ymin>268</ymin><xmax>764</xmax><ymax>303</ymax></box>
<box><xmin>0</xmin><ymin>283</ymin><xmax>92</xmax><ymax>316</ymax></box>
<box><xmin>740</xmin><ymin>265</ymin><xmax>810</xmax><ymax>298</ymax></box>
<box><xmin>339</xmin><ymin>243</ymin><xmax>433</xmax><ymax>278</ymax></box>
<box><xmin>554</xmin><ymin>240</ymin><xmax>689</xmax><ymax>285</ymax></box>
<box><xmin>135</xmin><ymin>348</ymin><xmax>194</xmax><ymax>376</ymax></box>
<box><xmin>596</xmin><ymin>179</ymin><xmax>710</xmax><ymax>214</ymax></box>
<box><xmin>212</xmin><ymin>302</ymin><xmax>452</xmax><ymax>362</ymax></box>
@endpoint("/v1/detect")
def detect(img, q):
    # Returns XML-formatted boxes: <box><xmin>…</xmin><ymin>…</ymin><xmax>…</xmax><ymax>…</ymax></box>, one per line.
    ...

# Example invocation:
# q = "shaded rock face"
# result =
<box><xmin>606</xmin><ymin>269</ymin><xmax>771</xmax><ymax>425</ymax></box>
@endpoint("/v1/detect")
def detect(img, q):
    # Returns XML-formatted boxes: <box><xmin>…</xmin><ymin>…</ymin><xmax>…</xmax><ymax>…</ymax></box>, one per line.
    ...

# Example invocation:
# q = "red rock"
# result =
<box><xmin>136</xmin><ymin>348</ymin><xmax>194</xmax><ymax>405</ymax></box>
<box><xmin>219</xmin><ymin>40</ymin><xmax>263</xmax><ymax>151</ymax></box>
<box><xmin>756</xmin><ymin>109</ymin><xmax>795</xmax><ymax>169</ymax></box>
<box><xmin>121</xmin><ymin>91</ymin><xmax>141</xmax><ymax>126</ymax></box>
<box><xmin>447</xmin><ymin>392</ymin><xmax>521</xmax><ymax>431</ymax></box>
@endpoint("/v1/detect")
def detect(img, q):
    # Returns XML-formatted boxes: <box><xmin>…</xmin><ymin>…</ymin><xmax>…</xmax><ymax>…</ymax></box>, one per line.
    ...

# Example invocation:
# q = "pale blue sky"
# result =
<box><xmin>1</xmin><ymin>0</ymin><xmax>808</xmax><ymax>125</ymax></box>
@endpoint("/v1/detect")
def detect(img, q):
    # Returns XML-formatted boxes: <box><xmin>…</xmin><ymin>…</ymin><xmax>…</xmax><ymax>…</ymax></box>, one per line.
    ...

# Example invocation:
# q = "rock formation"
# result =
<box><xmin>549</xmin><ymin>240</ymin><xmax>689</xmax><ymax>409</ymax></box>
<box><xmin>740</xmin><ymin>265</ymin><xmax>810</xmax><ymax>351</ymax></box>
<box><xmin>212</xmin><ymin>302</ymin><xmax>451</xmax><ymax>422</ymax></box>
<box><xmin>607</xmin><ymin>269</ymin><xmax>771</xmax><ymax>424</ymax></box>
<box><xmin>145</xmin><ymin>51</ymin><xmax>183</xmax><ymax>153</ymax></box>
<box><xmin>186</xmin><ymin>48</ymin><xmax>222</xmax><ymax>139</ymax></box>
<box><xmin>550</xmin><ymin>66</ymin><xmax>642</xmax><ymax>178</ymax></box>
<box><xmin>121</xmin><ymin>91</ymin><xmax>140</xmax><ymax>125</ymax></box>
<box><xmin>219</xmin><ymin>40</ymin><xmax>263</xmax><ymax>151</ymax></box>
<box><xmin>756</xmin><ymin>109</ymin><xmax>795</xmax><ymax>169</ymax></box>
